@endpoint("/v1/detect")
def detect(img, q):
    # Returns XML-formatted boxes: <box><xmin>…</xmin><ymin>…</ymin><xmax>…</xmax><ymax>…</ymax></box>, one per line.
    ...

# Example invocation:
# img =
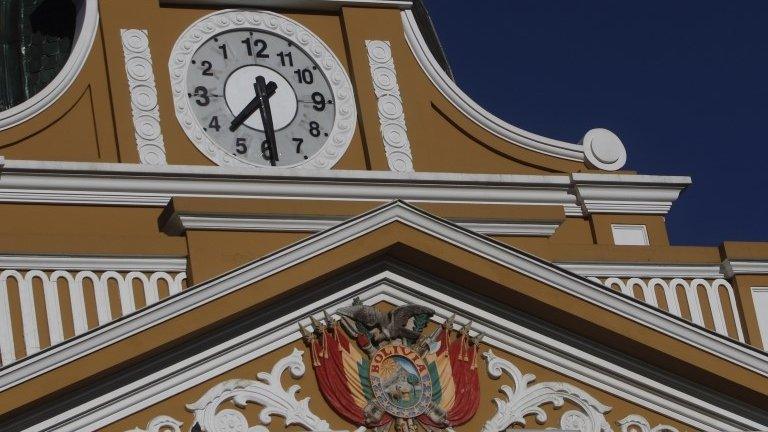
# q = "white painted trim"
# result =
<box><xmin>0</xmin><ymin>159</ymin><xmax>582</xmax><ymax>214</ymax></box>
<box><xmin>121</xmin><ymin>29</ymin><xmax>167</xmax><ymax>165</ymax></box>
<box><xmin>14</xmin><ymin>271</ymin><xmax>765</xmax><ymax>431</ymax></box>
<box><xmin>0</xmin><ymin>255</ymin><xmax>187</xmax><ymax>272</ymax></box>
<box><xmin>366</xmin><ymin>40</ymin><xmax>414</xmax><ymax>172</ymax></box>
<box><xmin>722</xmin><ymin>260</ymin><xmax>768</xmax><ymax>278</ymax></box>
<box><xmin>557</xmin><ymin>262</ymin><xmax>724</xmax><ymax>279</ymax></box>
<box><xmin>159</xmin><ymin>0</ymin><xmax>412</xmax><ymax>10</ymax></box>
<box><xmin>752</xmin><ymin>287</ymin><xmax>768</xmax><ymax>350</ymax></box>
<box><xmin>2</xmin><ymin>201</ymin><xmax>768</xmax><ymax>401</ymax></box>
<box><xmin>164</xmin><ymin>214</ymin><xmax>561</xmax><ymax>237</ymax></box>
<box><xmin>572</xmin><ymin>173</ymin><xmax>691</xmax><ymax>215</ymax></box>
<box><xmin>401</xmin><ymin>11</ymin><xmax>627</xmax><ymax>169</ymax></box>
<box><xmin>0</xmin><ymin>159</ymin><xmax>693</xmax><ymax>215</ymax></box>
<box><xmin>611</xmin><ymin>224</ymin><xmax>650</xmax><ymax>246</ymax></box>
<box><xmin>0</xmin><ymin>0</ymin><xmax>99</xmax><ymax>131</ymax></box>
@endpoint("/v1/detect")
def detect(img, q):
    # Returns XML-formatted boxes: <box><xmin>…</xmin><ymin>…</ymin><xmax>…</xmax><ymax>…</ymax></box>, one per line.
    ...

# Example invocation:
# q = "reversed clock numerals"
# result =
<box><xmin>187</xmin><ymin>28</ymin><xmax>336</xmax><ymax>167</ymax></box>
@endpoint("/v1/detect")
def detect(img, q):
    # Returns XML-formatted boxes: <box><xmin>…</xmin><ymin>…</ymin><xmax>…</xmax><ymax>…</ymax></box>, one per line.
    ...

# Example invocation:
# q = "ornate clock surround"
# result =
<box><xmin>168</xmin><ymin>9</ymin><xmax>357</xmax><ymax>169</ymax></box>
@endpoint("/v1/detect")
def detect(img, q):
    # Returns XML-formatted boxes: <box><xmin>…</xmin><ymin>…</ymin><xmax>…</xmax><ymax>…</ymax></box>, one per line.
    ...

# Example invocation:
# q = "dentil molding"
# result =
<box><xmin>366</xmin><ymin>40</ymin><xmax>415</xmax><ymax>172</ymax></box>
<box><xmin>121</xmin><ymin>29</ymin><xmax>168</xmax><ymax>165</ymax></box>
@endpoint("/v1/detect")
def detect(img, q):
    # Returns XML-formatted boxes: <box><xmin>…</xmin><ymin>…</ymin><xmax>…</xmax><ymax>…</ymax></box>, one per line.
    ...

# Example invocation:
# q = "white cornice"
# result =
<box><xmin>401</xmin><ymin>11</ymin><xmax>628</xmax><ymax>170</ymax></box>
<box><xmin>0</xmin><ymin>159</ymin><xmax>694</xmax><ymax>216</ymax></box>
<box><xmin>0</xmin><ymin>159</ymin><xmax>582</xmax><ymax>214</ymax></box>
<box><xmin>164</xmin><ymin>214</ymin><xmax>561</xmax><ymax>237</ymax></box>
<box><xmin>0</xmin><ymin>255</ymin><xmax>187</xmax><ymax>272</ymax></box>
<box><xmin>10</xmin><ymin>271</ymin><xmax>766</xmax><ymax>431</ymax></box>
<box><xmin>722</xmin><ymin>260</ymin><xmax>768</xmax><ymax>278</ymax></box>
<box><xmin>159</xmin><ymin>0</ymin><xmax>412</xmax><ymax>10</ymax></box>
<box><xmin>2</xmin><ymin>201</ymin><xmax>768</xmax><ymax>402</ymax></box>
<box><xmin>558</xmin><ymin>262</ymin><xmax>724</xmax><ymax>279</ymax></box>
<box><xmin>571</xmin><ymin>173</ymin><xmax>691</xmax><ymax>215</ymax></box>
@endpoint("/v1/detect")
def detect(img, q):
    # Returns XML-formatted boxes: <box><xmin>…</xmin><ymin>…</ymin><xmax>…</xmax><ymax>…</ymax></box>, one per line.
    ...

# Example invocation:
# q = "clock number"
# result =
<box><xmin>254</xmin><ymin>39</ymin><xmax>268</xmax><ymax>58</ymax></box>
<box><xmin>201</xmin><ymin>60</ymin><xmax>214</xmax><ymax>76</ymax></box>
<box><xmin>311</xmin><ymin>92</ymin><xmax>326</xmax><ymax>111</ymax></box>
<box><xmin>218</xmin><ymin>44</ymin><xmax>228</xmax><ymax>59</ymax></box>
<box><xmin>193</xmin><ymin>86</ymin><xmax>210</xmax><ymax>106</ymax></box>
<box><xmin>242</xmin><ymin>38</ymin><xmax>269</xmax><ymax>58</ymax></box>
<box><xmin>261</xmin><ymin>140</ymin><xmax>273</xmax><ymax>161</ymax></box>
<box><xmin>277</xmin><ymin>51</ymin><xmax>293</xmax><ymax>67</ymax></box>
<box><xmin>235</xmin><ymin>137</ymin><xmax>248</xmax><ymax>154</ymax></box>
<box><xmin>208</xmin><ymin>116</ymin><xmax>221</xmax><ymax>132</ymax></box>
<box><xmin>293</xmin><ymin>137</ymin><xmax>304</xmax><ymax>153</ymax></box>
<box><xmin>293</xmin><ymin>68</ymin><xmax>314</xmax><ymax>84</ymax></box>
<box><xmin>309</xmin><ymin>121</ymin><xmax>321</xmax><ymax>137</ymax></box>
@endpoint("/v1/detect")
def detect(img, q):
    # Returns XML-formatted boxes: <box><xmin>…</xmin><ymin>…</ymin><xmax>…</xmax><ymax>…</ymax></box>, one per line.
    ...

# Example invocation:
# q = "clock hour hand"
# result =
<box><xmin>228</xmin><ymin>81</ymin><xmax>277</xmax><ymax>132</ymax></box>
<box><xmin>255</xmin><ymin>75</ymin><xmax>279</xmax><ymax>166</ymax></box>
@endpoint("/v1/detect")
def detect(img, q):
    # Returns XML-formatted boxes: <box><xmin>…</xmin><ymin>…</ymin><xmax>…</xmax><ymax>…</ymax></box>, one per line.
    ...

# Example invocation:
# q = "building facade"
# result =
<box><xmin>0</xmin><ymin>1</ymin><xmax>767</xmax><ymax>431</ymax></box>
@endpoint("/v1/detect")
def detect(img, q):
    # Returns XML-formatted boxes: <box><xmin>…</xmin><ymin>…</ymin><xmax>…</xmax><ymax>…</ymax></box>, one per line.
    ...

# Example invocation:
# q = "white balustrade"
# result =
<box><xmin>589</xmin><ymin>276</ymin><xmax>744</xmax><ymax>342</ymax></box>
<box><xmin>0</xmin><ymin>261</ymin><xmax>186</xmax><ymax>366</ymax></box>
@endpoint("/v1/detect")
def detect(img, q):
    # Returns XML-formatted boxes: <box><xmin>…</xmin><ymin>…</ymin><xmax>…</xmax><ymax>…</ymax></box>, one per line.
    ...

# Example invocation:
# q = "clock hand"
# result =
<box><xmin>255</xmin><ymin>75</ymin><xmax>279</xmax><ymax>166</ymax></box>
<box><xmin>228</xmin><ymin>81</ymin><xmax>278</xmax><ymax>132</ymax></box>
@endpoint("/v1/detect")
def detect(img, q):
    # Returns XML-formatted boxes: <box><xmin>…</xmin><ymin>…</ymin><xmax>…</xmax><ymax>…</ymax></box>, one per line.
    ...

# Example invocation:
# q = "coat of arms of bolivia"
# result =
<box><xmin>300</xmin><ymin>300</ymin><xmax>482</xmax><ymax>432</ymax></box>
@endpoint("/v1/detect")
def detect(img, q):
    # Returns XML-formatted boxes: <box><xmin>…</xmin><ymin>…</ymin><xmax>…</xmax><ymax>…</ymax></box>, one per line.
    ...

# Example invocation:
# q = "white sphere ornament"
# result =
<box><xmin>581</xmin><ymin>128</ymin><xmax>627</xmax><ymax>171</ymax></box>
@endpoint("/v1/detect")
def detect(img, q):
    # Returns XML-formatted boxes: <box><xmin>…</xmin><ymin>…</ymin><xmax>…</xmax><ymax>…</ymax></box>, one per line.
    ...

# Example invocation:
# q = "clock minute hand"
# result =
<box><xmin>228</xmin><ymin>81</ymin><xmax>278</xmax><ymax>132</ymax></box>
<box><xmin>255</xmin><ymin>75</ymin><xmax>279</xmax><ymax>166</ymax></box>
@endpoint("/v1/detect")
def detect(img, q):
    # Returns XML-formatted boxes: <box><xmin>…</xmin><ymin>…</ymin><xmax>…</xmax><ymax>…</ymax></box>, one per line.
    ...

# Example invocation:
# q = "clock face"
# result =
<box><xmin>187</xmin><ymin>30</ymin><xmax>334</xmax><ymax>167</ymax></box>
<box><xmin>170</xmin><ymin>10</ymin><xmax>356</xmax><ymax>169</ymax></box>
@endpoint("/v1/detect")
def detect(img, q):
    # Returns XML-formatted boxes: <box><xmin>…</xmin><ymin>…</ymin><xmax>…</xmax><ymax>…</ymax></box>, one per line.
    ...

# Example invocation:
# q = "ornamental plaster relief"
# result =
<box><xmin>366</xmin><ymin>40</ymin><xmax>415</xmax><ymax>172</ymax></box>
<box><xmin>121</xmin><ymin>29</ymin><xmax>168</xmax><ymax>165</ymax></box>
<box><xmin>122</xmin><ymin>340</ymin><xmax>682</xmax><ymax>432</ymax></box>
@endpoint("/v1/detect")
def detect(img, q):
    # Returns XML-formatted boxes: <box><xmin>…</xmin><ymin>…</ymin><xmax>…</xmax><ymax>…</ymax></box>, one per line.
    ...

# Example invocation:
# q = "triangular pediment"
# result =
<box><xmin>2</xmin><ymin>201</ymin><xmax>768</xmax><ymax>431</ymax></box>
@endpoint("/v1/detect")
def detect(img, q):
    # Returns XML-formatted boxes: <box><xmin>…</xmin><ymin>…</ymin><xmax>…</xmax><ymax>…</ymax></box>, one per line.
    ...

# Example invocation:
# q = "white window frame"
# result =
<box><xmin>752</xmin><ymin>287</ymin><xmax>768</xmax><ymax>350</ymax></box>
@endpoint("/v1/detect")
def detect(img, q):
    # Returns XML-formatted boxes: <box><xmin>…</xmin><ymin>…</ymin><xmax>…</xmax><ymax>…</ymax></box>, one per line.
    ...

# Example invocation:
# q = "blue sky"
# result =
<box><xmin>422</xmin><ymin>0</ymin><xmax>767</xmax><ymax>245</ymax></box>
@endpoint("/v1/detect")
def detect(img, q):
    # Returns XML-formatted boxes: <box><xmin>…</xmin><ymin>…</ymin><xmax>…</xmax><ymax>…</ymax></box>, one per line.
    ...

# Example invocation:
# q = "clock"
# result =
<box><xmin>169</xmin><ymin>10</ymin><xmax>356</xmax><ymax>168</ymax></box>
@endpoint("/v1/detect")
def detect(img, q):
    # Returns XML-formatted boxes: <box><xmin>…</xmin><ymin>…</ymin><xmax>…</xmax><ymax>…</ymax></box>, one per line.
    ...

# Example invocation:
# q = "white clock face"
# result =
<box><xmin>170</xmin><ymin>10</ymin><xmax>356</xmax><ymax>169</ymax></box>
<box><xmin>187</xmin><ymin>30</ymin><xmax>335</xmax><ymax>167</ymax></box>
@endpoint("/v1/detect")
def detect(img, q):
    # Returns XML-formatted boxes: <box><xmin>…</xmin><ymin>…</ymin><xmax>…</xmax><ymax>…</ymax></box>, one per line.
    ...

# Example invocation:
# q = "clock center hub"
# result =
<box><xmin>224</xmin><ymin>65</ymin><xmax>297</xmax><ymax>131</ymax></box>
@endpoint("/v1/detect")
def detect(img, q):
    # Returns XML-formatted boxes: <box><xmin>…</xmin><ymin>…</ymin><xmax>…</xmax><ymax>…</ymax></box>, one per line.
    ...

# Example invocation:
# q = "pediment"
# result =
<box><xmin>6</xmin><ymin>266</ymin><xmax>767</xmax><ymax>431</ymax></box>
<box><xmin>2</xmin><ymin>201</ymin><xmax>768</xmax><ymax>431</ymax></box>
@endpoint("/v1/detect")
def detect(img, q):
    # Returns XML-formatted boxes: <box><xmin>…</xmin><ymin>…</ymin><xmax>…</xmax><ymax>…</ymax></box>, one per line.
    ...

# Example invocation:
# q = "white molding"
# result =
<box><xmin>611</xmin><ymin>224</ymin><xmax>649</xmax><ymax>246</ymax></box>
<box><xmin>169</xmin><ymin>9</ymin><xmax>357</xmax><ymax>169</ymax></box>
<box><xmin>751</xmin><ymin>287</ymin><xmax>768</xmax><ymax>350</ymax></box>
<box><xmin>571</xmin><ymin>173</ymin><xmax>691</xmax><ymax>215</ymax></box>
<box><xmin>366</xmin><ymin>40</ymin><xmax>414</xmax><ymax>172</ymax></box>
<box><xmin>121</xmin><ymin>29</ymin><xmax>168</xmax><ymax>165</ymax></box>
<box><xmin>557</xmin><ymin>262</ymin><xmax>724</xmax><ymax>279</ymax></box>
<box><xmin>159</xmin><ymin>0</ymin><xmax>412</xmax><ymax>10</ymax></box>
<box><xmin>164</xmin><ymin>214</ymin><xmax>561</xmax><ymax>236</ymax></box>
<box><xmin>0</xmin><ymin>255</ymin><xmax>187</xmax><ymax>272</ymax></box>
<box><xmin>3</xmin><ymin>201</ymin><xmax>768</xmax><ymax>423</ymax></box>
<box><xmin>0</xmin><ymin>159</ymin><xmax>583</xmax><ymax>214</ymax></box>
<box><xmin>0</xmin><ymin>156</ymin><xmax>5</xmax><ymax>172</ymax></box>
<box><xmin>14</xmin><ymin>271</ymin><xmax>766</xmax><ymax>431</ymax></box>
<box><xmin>0</xmin><ymin>0</ymin><xmax>100</xmax><ymax>131</ymax></box>
<box><xmin>401</xmin><ymin>11</ymin><xmax>627</xmax><ymax>169</ymax></box>
<box><xmin>722</xmin><ymin>260</ymin><xmax>768</xmax><ymax>278</ymax></box>
<box><xmin>0</xmin><ymin>159</ymin><xmax>692</xmax><ymax>215</ymax></box>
